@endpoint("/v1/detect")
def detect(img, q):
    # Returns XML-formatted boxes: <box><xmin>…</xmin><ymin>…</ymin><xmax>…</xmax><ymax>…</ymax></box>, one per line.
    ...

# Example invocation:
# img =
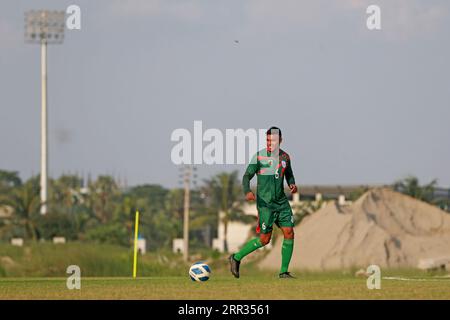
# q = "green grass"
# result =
<box><xmin>1</xmin><ymin>243</ymin><xmax>450</xmax><ymax>299</ymax></box>
<box><xmin>0</xmin><ymin>242</ymin><xmax>188</xmax><ymax>277</ymax></box>
<box><xmin>1</xmin><ymin>272</ymin><xmax>450</xmax><ymax>299</ymax></box>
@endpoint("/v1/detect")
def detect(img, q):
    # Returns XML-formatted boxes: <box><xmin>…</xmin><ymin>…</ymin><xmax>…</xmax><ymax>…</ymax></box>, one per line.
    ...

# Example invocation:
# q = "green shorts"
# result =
<box><xmin>256</xmin><ymin>202</ymin><xmax>294</xmax><ymax>234</ymax></box>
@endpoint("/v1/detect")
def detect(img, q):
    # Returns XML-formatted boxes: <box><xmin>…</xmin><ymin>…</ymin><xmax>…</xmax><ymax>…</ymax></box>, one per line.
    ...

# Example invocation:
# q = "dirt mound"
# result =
<box><xmin>259</xmin><ymin>188</ymin><xmax>450</xmax><ymax>270</ymax></box>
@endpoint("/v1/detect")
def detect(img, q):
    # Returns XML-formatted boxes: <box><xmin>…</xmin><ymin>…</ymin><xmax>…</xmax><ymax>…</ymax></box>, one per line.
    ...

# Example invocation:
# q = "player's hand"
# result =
<box><xmin>289</xmin><ymin>184</ymin><xmax>298</xmax><ymax>194</ymax></box>
<box><xmin>245</xmin><ymin>192</ymin><xmax>256</xmax><ymax>201</ymax></box>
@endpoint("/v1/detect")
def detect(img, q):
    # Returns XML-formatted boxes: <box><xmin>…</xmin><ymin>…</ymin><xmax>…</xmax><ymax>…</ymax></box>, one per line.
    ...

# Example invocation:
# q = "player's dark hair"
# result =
<box><xmin>266</xmin><ymin>126</ymin><xmax>282</xmax><ymax>138</ymax></box>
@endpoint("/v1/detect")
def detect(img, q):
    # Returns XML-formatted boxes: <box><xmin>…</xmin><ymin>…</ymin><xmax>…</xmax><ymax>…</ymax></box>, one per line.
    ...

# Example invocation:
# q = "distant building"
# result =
<box><xmin>137</xmin><ymin>237</ymin><xmax>146</xmax><ymax>254</ymax></box>
<box><xmin>11</xmin><ymin>238</ymin><xmax>24</xmax><ymax>247</ymax></box>
<box><xmin>173</xmin><ymin>238</ymin><xmax>184</xmax><ymax>254</ymax></box>
<box><xmin>0</xmin><ymin>205</ymin><xmax>13</xmax><ymax>218</ymax></box>
<box><xmin>53</xmin><ymin>237</ymin><xmax>66</xmax><ymax>244</ymax></box>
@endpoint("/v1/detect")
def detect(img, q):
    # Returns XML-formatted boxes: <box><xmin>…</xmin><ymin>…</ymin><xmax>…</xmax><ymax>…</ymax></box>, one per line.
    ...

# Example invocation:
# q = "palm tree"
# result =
<box><xmin>48</xmin><ymin>174</ymin><xmax>93</xmax><ymax>239</ymax></box>
<box><xmin>87</xmin><ymin>176</ymin><xmax>119</xmax><ymax>224</ymax></box>
<box><xmin>0</xmin><ymin>177</ymin><xmax>41</xmax><ymax>240</ymax></box>
<box><xmin>0</xmin><ymin>170</ymin><xmax>22</xmax><ymax>188</ymax></box>
<box><xmin>202</xmin><ymin>171</ymin><xmax>248</xmax><ymax>252</ymax></box>
<box><xmin>50</xmin><ymin>175</ymin><xmax>83</xmax><ymax>213</ymax></box>
<box><xmin>164</xmin><ymin>188</ymin><xmax>185</xmax><ymax>236</ymax></box>
<box><xmin>0</xmin><ymin>170</ymin><xmax>22</xmax><ymax>194</ymax></box>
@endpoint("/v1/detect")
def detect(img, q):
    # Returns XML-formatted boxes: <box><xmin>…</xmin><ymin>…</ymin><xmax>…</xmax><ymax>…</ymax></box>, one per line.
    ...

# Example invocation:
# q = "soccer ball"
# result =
<box><xmin>189</xmin><ymin>261</ymin><xmax>211</xmax><ymax>282</ymax></box>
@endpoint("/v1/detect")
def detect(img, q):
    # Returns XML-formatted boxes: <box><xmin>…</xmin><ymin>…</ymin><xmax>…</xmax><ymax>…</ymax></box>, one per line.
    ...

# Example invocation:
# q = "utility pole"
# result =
<box><xmin>180</xmin><ymin>165</ymin><xmax>197</xmax><ymax>262</ymax></box>
<box><xmin>182</xmin><ymin>165</ymin><xmax>191</xmax><ymax>262</ymax></box>
<box><xmin>25</xmin><ymin>10</ymin><xmax>65</xmax><ymax>214</ymax></box>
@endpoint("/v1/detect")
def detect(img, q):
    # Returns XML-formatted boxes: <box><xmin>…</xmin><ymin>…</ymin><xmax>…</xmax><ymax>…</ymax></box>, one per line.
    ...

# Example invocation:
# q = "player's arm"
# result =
<box><xmin>243</xmin><ymin>154</ymin><xmax>258</xmax><ymax>201</ymax></box>
<box><xmin>285</xmin><ymin>156</ymin><xmax>297</xmax><ymax>194</ymax></box>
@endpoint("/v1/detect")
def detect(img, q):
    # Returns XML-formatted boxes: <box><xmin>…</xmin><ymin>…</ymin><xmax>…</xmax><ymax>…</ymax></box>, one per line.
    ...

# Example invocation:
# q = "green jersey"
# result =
<box><xmin>242</xmin><ymin>148</ymin><xmax>296</xmax><ymax>207</ymax></box>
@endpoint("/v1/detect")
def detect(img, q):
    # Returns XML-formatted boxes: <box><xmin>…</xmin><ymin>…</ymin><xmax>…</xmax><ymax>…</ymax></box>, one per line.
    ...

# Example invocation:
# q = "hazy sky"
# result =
<box><xmin>1</xmin><ymin>0</ymin><xmax>449</xmax><ymax>188</ymax></box>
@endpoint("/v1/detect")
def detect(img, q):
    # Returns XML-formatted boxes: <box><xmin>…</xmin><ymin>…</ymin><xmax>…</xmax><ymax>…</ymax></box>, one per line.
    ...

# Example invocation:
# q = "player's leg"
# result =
<box><xmin>229</xmin><ymin>207</ymin><xmax>273</xmax><ymax>278</ymax></box>
<box><xmin>277</xmin><ymin>204</ymin><xmax>295</xmax><ymax>278</ymax></box>
<box><xmin>232</xmin><ymin>206</ymin><xmax>273</xmax><ymax>261</ymax></box>
<box><xmin>280</xmin><ymin>227</ymin><xmax>294</xmax><ymax>275</ymax></box>
<box><xmin>259</xmin><ymin>230</ymin><xmax>272</xmax><ymax>246</ymax></box>
<box><xmin>232</xmin><ymin>237</ymin><xmax>264</xmax><ymax>262</ymax></box>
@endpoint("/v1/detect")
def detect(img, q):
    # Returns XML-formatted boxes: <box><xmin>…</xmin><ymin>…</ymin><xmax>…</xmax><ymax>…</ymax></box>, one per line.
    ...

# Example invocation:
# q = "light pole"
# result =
<box><xmin>25</xmin><ymin>10</ymin><xmax>65</xmax><ymax>215</ymax></box>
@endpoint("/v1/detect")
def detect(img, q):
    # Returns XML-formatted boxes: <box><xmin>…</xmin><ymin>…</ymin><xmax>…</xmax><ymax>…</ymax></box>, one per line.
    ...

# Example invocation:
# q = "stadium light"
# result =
<box><xmin>25</xmin><ymin>10</ymin><xmax>65</xmax><ymax>214</ymax></box>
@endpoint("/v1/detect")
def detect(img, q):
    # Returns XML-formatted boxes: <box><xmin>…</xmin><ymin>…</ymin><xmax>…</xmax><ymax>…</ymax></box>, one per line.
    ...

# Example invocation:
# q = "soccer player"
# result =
<box><xmin>229</xmin><ymin>126</ymin><xmax>297</xmax><ymax>279</ymax></box>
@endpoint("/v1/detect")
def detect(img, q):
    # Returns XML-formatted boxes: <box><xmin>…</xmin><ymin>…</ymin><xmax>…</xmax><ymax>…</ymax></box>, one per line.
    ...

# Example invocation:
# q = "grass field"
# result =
<box><xmin>1</xmin><ymin>272</ymin><xmax>450</xmax><ymax>300</ymax></box>
<box><xmin>1</xmin><ymin>243</ymin><xmax>450</xmax><ymax>299</ymax></box>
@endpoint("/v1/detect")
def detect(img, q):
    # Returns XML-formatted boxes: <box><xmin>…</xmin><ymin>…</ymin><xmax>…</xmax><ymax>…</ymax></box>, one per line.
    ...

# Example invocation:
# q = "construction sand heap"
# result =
<box><xmin>259</xmin><ymin>188</ymin><xmax>450</xmax><ymax>270</ymax></box>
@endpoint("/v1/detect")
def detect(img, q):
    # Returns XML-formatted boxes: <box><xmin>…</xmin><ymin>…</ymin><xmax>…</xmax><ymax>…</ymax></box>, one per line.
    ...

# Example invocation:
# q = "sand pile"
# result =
<box><xmin>259</xmin><ymin>188</ymin><xmax>450</xmax><ymax>270</ymax></box>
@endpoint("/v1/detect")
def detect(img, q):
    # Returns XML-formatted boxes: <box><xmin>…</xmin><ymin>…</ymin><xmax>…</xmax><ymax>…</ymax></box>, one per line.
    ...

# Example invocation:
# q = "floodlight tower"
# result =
<box><xmin>25</xmin><ymin>10</ymin><xmax>65</xmax><ymax>214</ymax></box>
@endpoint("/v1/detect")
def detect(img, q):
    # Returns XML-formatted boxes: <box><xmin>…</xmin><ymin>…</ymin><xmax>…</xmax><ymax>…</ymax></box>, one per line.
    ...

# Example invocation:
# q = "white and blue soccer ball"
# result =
<box><xmin>189</xmin><ymin>261</ymin><xmax>211</xmax><ymax>282</ymax></box>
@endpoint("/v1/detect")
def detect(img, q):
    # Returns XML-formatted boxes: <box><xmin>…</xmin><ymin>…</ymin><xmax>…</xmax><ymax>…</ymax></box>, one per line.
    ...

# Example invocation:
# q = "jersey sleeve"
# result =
<box><xmin>285</xmin><ymin>156</ymin><xmax>296</xmax><ymax>186</ymax></box>
<box><xmin>242</xmin><ymin>153</ymin><xmax>258</xmax><ymax>194</ymax></box>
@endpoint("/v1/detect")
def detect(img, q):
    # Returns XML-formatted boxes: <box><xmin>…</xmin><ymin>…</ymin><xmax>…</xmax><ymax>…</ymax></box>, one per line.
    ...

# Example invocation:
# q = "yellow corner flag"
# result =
<box><xmin>133</xmin><ymin>210</ymin><xmax>139</xmax><ymax>278</ymax></box>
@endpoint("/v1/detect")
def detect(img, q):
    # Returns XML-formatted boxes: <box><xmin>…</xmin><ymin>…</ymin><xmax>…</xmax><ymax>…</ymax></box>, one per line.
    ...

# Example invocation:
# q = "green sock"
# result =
<box><xmin>280</xmin><ymin>238</ymin><xmax>294</xmax><ymax>274</ymax></box>
<box><xmin>233</xmin><ymin>238</ymin><xmax>263</xmax><ymax>261</ymax></box>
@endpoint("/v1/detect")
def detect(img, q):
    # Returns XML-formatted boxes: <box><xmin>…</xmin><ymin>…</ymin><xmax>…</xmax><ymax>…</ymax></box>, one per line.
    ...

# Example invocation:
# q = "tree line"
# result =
<box><xmin>0</xmin><ymin>170</ymin><xmax>448</xmax><ymax>251</ymax></box>
<box><xmin>0</xmin><ymin>170</ymin><xmax>255</xmax><ymax>251</ymax></box>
